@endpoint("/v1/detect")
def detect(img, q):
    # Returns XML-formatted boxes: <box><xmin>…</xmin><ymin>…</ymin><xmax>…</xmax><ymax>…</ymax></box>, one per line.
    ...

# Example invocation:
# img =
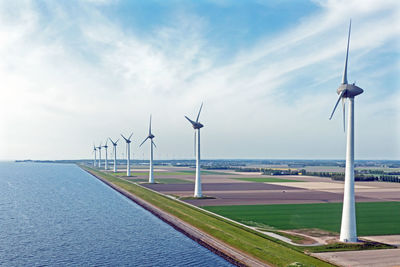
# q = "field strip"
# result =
<box><xmin>270</xmin><ymin>182</ymin><xmax>374</xmax><ymax>190</ymax></box>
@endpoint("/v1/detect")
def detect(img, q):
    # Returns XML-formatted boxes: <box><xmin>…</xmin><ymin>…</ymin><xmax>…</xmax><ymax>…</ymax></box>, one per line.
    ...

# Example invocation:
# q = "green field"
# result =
<box><xmin>155</xmin><ymin>178</ymin><xmax>193</xmax><ymax>184</ymax></box>
<box><xmin>232</xmin><ymin>177</ymin><xmax>303</xmax><ymax>183</ymax></box>
<box><xmin>82</xmin><ymin>166</ymin><xmax>333</xmax><ymax>267</ymax></box>
<box><xmin>203</xmin><ymin>202</ymin><xmax>400</xmax><ymax>236</ymax></box>
<box><xmin>111</xmin><ymin>170</ymin><xmax>229</xmax><ymax>176</ymax></box>
<box><xmin>123</xmin><ymin>178</ymin><xmax>192</xmax><ymax>184</ymax></box>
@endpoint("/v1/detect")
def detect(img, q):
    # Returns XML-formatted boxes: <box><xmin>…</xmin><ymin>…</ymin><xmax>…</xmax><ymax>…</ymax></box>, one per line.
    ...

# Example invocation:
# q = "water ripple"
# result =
<box><xmin>0</xmin><ymin>162</ymin><xmax>233</xmax><ymax>267</ymax></box>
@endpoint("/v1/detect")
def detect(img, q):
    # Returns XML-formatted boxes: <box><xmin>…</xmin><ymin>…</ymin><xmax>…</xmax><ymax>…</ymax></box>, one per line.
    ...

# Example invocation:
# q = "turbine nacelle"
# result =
<box><xmin>337</xmin><ymin>84</ymin><xmax>364</xmax><ymax>98</ymax></box>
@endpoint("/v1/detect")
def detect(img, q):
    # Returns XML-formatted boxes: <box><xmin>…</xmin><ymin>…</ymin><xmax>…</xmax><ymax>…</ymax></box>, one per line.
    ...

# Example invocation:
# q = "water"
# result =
<box><xmin>0</xmin><ymin>162</ymin><xmax>233</xmax><ymax>266</ymax></box>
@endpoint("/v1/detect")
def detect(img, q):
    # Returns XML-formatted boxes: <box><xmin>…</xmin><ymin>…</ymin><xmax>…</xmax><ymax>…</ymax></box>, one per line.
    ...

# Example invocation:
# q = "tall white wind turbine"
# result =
<box><xmin>185</xmin><ymin>103</ymin><xmax>204</xmax><ymax>198</ymax></box>
<box><xmin>121</xmin><ymin>133</ymin><xmax>133</xmax><ymax>176</ymax></box>
<box><xmin>109</xmin><ymin>138</ymin><xmax>119</xmax><ymax>173</ymax></box>
<box><xmin>93</xmin><ymin>144</ymin><xmax>97</xmax><ymax>167</ymax></box>
<box><xmin>97</xmin><ymin>143</ymin><xmax>102</xmax><ymax>168</ymax></box>
<box><xmin>329</xmin><ymin>20</ymin><xmax>364</xmax><ymax>243</ymax></box>
<box><xmin>140</xmin><ymin>115</ymin><xmax>157</xmax><ymax>183</ymax></box>
<box><xmin>103</xmin><ymin>141</ymin><xmax>109</xmax><ymax>170</ymax></box>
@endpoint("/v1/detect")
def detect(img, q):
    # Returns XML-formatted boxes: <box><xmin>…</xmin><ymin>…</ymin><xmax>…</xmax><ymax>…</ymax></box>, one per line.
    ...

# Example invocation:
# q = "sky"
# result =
<box><xmin>0</xmin><ymin>0</ymin><xmax>399</xmax><ymax>161</ymax></box>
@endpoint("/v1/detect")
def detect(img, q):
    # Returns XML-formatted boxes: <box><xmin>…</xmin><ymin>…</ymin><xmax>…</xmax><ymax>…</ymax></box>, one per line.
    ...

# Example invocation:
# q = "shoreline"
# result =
<box><xmin>82</xmin><ymin>167</ymin><xmax>269</xmax><ymax>267</ymax></box>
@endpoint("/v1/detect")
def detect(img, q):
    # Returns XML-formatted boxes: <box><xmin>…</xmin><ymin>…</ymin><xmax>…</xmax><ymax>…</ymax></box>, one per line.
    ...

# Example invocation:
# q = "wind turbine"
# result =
<box><xmin>109</xmin><ymin>138</ymin><xmax>119</xmax><ymax>173</ymax></box>
<box><xmin>97</xmin><ymin>143</ymin><xmax>102</xmax><ymax>168</ymax></box>
<box><xmin>121</xmin><ymin>133</ymin><xmax>133</xmax><ymax>176</ymax></box>
<box><xmin>92</xmin><ymin>145</ymin><xmax>97</xmax><ymax>167</ymax></box>
<box><xmin>329</xmin><ymin>20</ymin><xmax>363</xmax><ymax>243</ymax></box>
<box><xmin>140</xmin><ymin>115</ymin><xmax>157</xmax><ymax>183</ymax></box>
<box><xmin>185</xmin><ymin>103</ymin><xmax>204</xmax><ymax>198</ymax></box>
<box><xmin>103</xmin><ymin>141</ymin><xmax>109</xmax><ymax>170</ymax></box>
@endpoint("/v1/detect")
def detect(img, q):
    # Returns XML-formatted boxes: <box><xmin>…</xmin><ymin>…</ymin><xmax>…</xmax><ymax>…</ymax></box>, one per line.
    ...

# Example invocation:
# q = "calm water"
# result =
<box><xmin>0</xmin><ymin>162</ymin><xmax>233</xmax><ymax>266</ymax></box>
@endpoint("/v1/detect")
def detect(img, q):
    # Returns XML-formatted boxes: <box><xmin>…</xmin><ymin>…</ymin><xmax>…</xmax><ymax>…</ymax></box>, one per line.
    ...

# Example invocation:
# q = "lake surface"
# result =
<box><xmin>0</xmin><ymin>162</ymin><xmax>233</xmax><ymax>266</ymax></box>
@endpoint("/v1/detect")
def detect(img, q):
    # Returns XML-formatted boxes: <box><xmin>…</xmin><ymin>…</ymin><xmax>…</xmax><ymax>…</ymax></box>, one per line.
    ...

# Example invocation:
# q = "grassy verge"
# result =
<box><xmin>202</xmin><ymin>202</ymin><xmax>400</xmax><ymax>236</ymax></box>
<box><xmin>124</xmin><ymin>178</ymin><xmax>193</xmax><ymax>184</ymax></box>
<box><xmin>109</xmin><ymin>170</ymin><xmax>229</xmax><ymax>177</ymax></box>
<box><xmin>81</xmin><ymin>165</ymin><xmax>333</xmax><ymax>267</ymax></box>
<box><xmin>232</xmin><ymin>177</ymin><xmax>303</xmax><ymax>183</ymax></box>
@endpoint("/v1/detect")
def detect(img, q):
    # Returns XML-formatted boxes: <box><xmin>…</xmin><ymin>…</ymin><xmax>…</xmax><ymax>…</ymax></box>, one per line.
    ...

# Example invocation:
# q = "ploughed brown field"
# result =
<box><xmin>133</xmin><ymin>166</ymin><xmax>400</xmax><ymax>206</ymax></box>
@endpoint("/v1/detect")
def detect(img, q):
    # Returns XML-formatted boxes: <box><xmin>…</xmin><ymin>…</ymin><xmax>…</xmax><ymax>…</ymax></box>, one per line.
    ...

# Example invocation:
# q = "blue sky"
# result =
<box><xmin>0</xmin><ymin>0</ymin><xmax>399</xmax><ymax>160</ymax></box>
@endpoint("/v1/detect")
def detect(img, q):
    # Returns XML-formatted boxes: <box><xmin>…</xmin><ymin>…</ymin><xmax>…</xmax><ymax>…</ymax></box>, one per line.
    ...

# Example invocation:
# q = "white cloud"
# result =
<box><xmin>0</xmin><ymin>0</ymin><xmax>399</xmax><ymax>160</ymax></box>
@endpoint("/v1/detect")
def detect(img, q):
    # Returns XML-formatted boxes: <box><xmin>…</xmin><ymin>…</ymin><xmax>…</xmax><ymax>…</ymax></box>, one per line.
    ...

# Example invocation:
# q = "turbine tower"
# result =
<box><xmin>140</xmin><ymin>115</ymin><xmax>157</xmax><ymax>183</ymax></box>
<box><xmin>93</xmin><ymin>145</ymin><xmax>97</xmax><ymax>167</ymax></box>
<box><xmin>97</xmin><ymin>143</ymin><xmax>102</xmax><ymax>168</ymax></box>
<box><xmin>121</xmin><ymin>133</ymin><xmax>133</xmax><ymax>176</ymax></box>
<box><xmin>329</xmin><ymin>20</ymin><xmax>363</xmax><ymax>243</ymax></box>
<box><xmin>103</xmin><ymin>141</ymin><xmax>109</xmax><ymax>170</ymax></box>
<box><xmin>185</xmin><ymin>103</ymin><xmax>204</xmax><ymax>198</ymax></box>
<box><xmin>109</xmin><ymin>138</ymin><xmax>119</xmax><ymax>173</ymax></box>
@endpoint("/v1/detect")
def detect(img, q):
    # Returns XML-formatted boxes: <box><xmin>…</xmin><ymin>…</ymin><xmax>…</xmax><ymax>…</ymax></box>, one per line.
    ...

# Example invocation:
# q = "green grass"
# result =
<box><xmin>202</xmin><ymin>202</ymin><xmax>400</xmax><ymax>236</ymax></box>
<box><xmin>81</xmin><ymin>165</ymin><xmax>333</xmax><ymax>267</ymax></box>
<box><xmin>122</xmin><ymin>177</ymin><xmax>192</xmax><ymax>184</ymax></box>
<box><xmin>232</xmin><ymin>177</ymin><xmax>303</xmax><ymax>183</ymax></box>
<box><xmin>111</xmin><ymin>170</ymin><xmax>231</xmax><ymax>177</ymax></box>
<box><xmin>155</xmin><ymin>178</ymin><xmax>193</xmax><ymax>184</ymax></box>
<box><xmin>165</xmin><ymin>170</ymin><xmax>232</xmax><ymax>175</ymax></box>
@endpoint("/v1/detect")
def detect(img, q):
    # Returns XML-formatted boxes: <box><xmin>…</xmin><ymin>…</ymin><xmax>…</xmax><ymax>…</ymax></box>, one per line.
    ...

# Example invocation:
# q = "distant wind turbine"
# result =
<box><xmin>329</xmin><ymin>20</ymin><xmax>364</xmax><ymax>243</ymax></box>
<box><xmin>97</xmin><ymin>143</ymin><xmax>102</xmax><ymax>168</ymax></box>
<box><xmin>109</xmin><ymin>138</ymin><xmax>119</xmax><ymax>173</ymax></box>
<box><xmin>121</xmin><ymin>133</ymin><xmax>133</xmax><ymax>176</ymax></box>
<box><xmin>185</xmin><ymin>103</ymin><xmax>204</xmax><ymax>198</ymax></box>
<box><xmin>93</xmin><ymin>144</ymin><xmax>97</xmax><ymax>167</ymax></box>
<box><xmin>140</xmin><ymin>115</ymin><xmax>157</xmax><ymax>183</ymax></box>
<box><xmin>103</xmin><ymin>141</ymin><xmax>109</xmax><ymax>170</ymax></box>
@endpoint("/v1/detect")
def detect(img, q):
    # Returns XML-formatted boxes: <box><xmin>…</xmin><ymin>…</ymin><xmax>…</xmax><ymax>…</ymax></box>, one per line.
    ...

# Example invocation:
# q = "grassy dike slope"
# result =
<box><xmin>81</xmin><ymin>166</ymin><xmax>333</xmax><ymax>267</ymax></box>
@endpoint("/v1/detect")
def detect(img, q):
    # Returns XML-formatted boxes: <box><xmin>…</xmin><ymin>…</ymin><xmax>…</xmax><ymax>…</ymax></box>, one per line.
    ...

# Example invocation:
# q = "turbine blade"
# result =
<box><xmin>196</xmin><ymin>102</ymin><xmax>203</xmax><ymax>123</ymax></box>
<box><xmin>121</xmin><ymin>134</ymin><xmax>128</xmax><ymax>142</ymax></box>
<box><xmin>152</xmin><ymin>140</ymin><xmax>157</xmax><ymax>148</ymax></box>
<box><xmin>185</xmin><ymin>116</ymin><xmax>196</xmax><ymax>126</ymax></box>
<box><xmin>342</xmin><ymin>98</ymin><xmax>346</xmax><ymax>132</ymax></box>
<box><xmin>139</xmin><ymin>137</ymin><xmax>149</xmax><ymax>147</ymax></box>
<box><xmin>149</xmin><ymin>115</ymin><xmax>152</xmax><ymax>135</ymax></box>
<box><xmin>342</xmin><ymin>19</ymin><xmax>351</xmax><ymax>84</ymax></box>
<box><xmin>115</xmin><ymin>139</ymin><xmax>119</xmax><ymax>144</ymax></box>
<box><xmin>128</xmin><ymin>132</ymin><xmax>133</xmax><ymax>140</ymax></box>
<box><xmin>109</xmin><ymin>137</ymin><xmax>114</xmax><ymax>144</ymax></box>
<box><xmin>329</xmin><ymin>90</ymin><xmax>345</xmax><ymax>120</ymax></box>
